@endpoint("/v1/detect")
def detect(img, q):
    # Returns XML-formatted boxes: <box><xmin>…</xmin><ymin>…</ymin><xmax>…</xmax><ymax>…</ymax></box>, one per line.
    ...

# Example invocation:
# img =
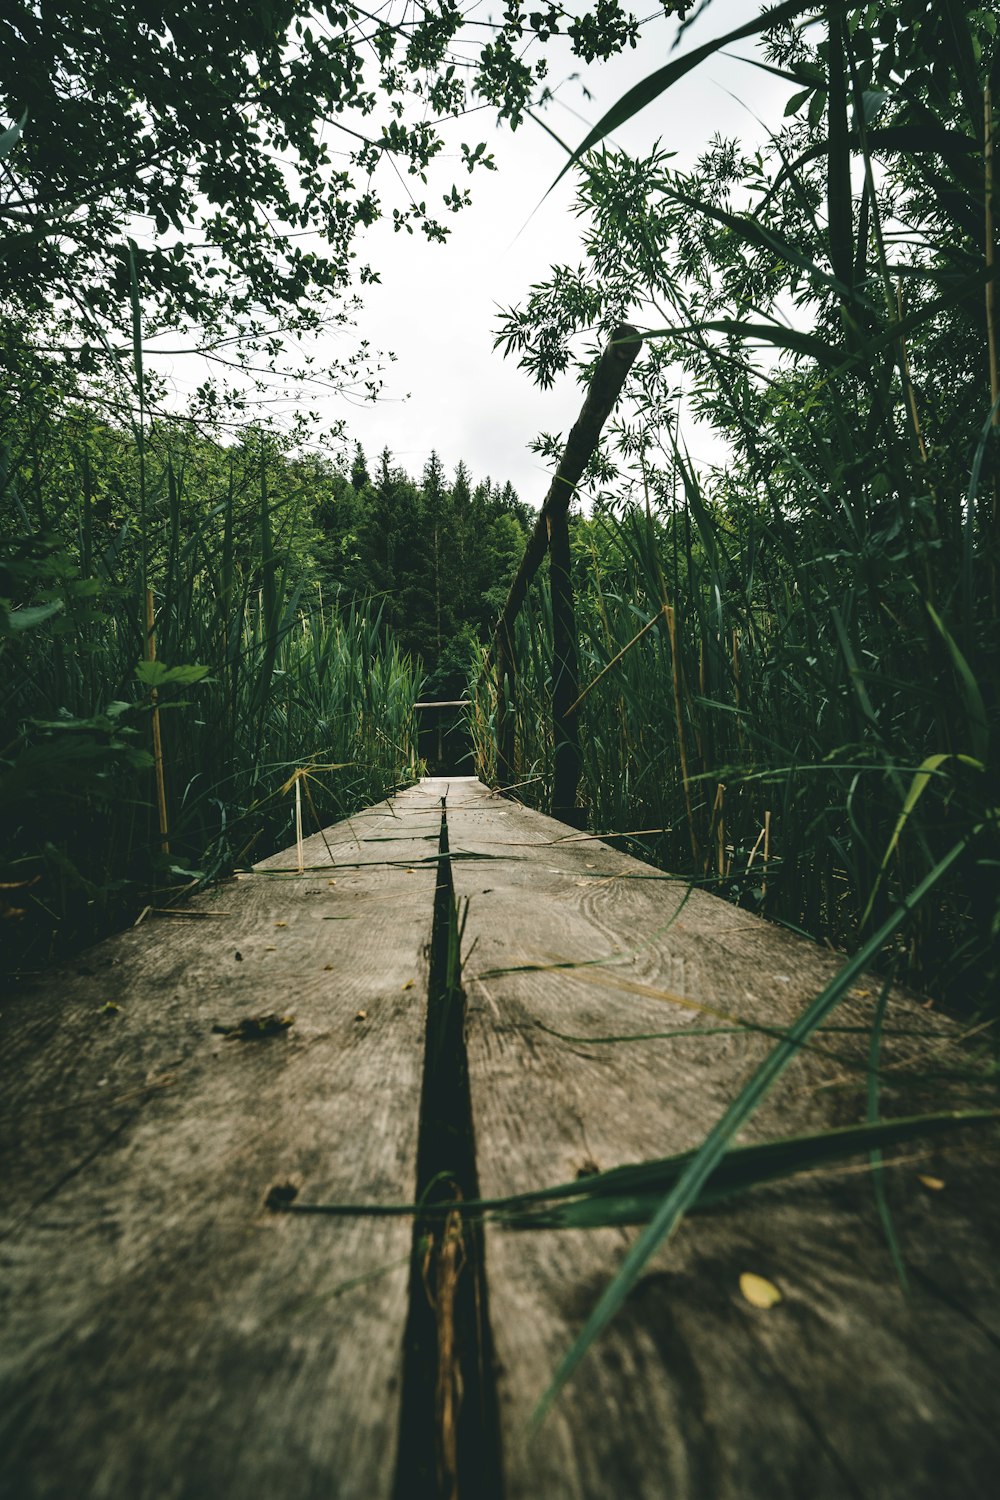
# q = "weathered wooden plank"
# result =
<box><xmin>442</xmin><ymin>778</ymin><xmax>1000</xmax><ymax>1500</ymax></box>
<box><xmin>0</xmin><ymin>781</ymin><xmax>445</xmax><ymax>1500</ymax></box>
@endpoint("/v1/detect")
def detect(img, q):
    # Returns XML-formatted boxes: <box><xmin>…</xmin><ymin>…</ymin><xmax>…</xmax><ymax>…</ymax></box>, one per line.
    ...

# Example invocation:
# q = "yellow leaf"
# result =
<box><xmin>918</xmin><ymin>1174</ymin><xmax>946</xmax><ymax>1191</ymax></box>
<box><xmin>275</xmin><ymin>921</ymin><xmax>287</xmax><ymax>928</ymax></box>
<box><xmin>402</xmin><ymin>979</ymin><xmax>415</xmax><ymax>990</ymax></box>
<box><xmin>355</xmin><ymin>1010</ymin><xmax>367</xmax><ymax>1021</ymax></box>
<box><xmin>739</xmin><ymin>1272</ymin><xmax>782</xmax><ymax>1309</ymax></box>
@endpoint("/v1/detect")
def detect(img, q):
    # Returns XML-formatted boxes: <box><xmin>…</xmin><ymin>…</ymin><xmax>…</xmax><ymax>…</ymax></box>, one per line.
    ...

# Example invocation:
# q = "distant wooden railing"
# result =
<box><xmin>413</xmin><ymin>698</ymin><xmax>472</xmax><ymax>772</ymax></box>
<box><xmin>486</xmin><ymin>324</ymin><xmax>642</xmax><ymax>822</ymax></box>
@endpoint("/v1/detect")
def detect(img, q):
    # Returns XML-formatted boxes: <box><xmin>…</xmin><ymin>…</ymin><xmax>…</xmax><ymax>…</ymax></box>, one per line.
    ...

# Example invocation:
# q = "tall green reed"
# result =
<box><xmin>475</xmin><ymin>0</ymin><xmax>999</xmax><ymax>1019</ymax></box>
<box><xmin>472</xmin><ymin>470</ymin><xmax>996</xmax><ymax>1013</ymax></box>
<box><xmin>0</xmin><ymin>411</ymin><xmax>421</xmax><ymax>971</ymax></box>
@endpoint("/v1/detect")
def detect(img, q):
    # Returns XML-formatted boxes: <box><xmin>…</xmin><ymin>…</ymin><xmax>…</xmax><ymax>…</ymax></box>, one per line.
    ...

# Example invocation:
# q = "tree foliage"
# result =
<box><xmin>0</xmin><ymin>0</ymin><xmax>644</xmax><ymax>377</ymax></box>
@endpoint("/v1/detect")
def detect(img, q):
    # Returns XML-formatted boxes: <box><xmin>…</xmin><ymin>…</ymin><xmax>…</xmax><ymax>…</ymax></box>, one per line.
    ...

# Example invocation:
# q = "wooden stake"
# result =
<box><xmin>745</xmin><ymin>822</ymin><xmax>766</xmax><ymax>872</ymax></box>
<box><xmin>549</xmin><ymin>503</ymin><xmax>582</xmax><ymax>822</ymax></box>
<box><xmin>713</xmin><ymin>782</ymin><xmax>726</xmax><ymax>880</ymax></box>
<box><xmin>145</xmin><ymin>588</ymin><xmax>170</xmax><ymax>856</ymax></box>
<box><xmin>295</xmin><ymin>775</ymin><xmax>304</xmax><ymax>875</ymax></box>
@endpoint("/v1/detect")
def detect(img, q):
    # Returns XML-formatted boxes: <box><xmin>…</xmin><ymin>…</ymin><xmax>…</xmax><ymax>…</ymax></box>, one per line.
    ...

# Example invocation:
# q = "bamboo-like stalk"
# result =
<box><xmin>895</xmin><ymin>282</ymin><xmax>928</xmax><ymax>465</ymax></box>
<box><xmin>745</xmin><ymin>822</ymin><xmax>766</xmax><ymax>875</ymax></box>
<box><xmin>986</xmin><ymin>81</ymin><xmax>999</xmax><ymax>591</ymax></box>
<box><xmin>145</xmin><ymin>588</ymin><xmax>170</xmax><ymax>856</ymax></box>
<box><xmin>495</xmin><ymin>631</ymin><xmax>515</xmax><ymax>787</ymax></box>
<box><xmin>666</xmin><ymin>603</ymin><xmax>700</xmax><ymax>866</ymax></box>
<box><xmin>986</xmin><ymin>83</ymin><xmax>999</xmax><ymax>425</ymax></box>
<box><xmin>711</xmin><ymin>781</ymin><xmax>726</xmax><ymax>880</ymax></box>
<box><xmin>564</xmin><ymin>606</ymin><xmax>667</xmax><ymax>719</ymax></box>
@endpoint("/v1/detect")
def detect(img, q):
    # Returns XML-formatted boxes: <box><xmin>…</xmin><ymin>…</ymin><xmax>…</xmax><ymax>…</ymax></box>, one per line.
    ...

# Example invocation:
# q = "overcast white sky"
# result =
<box><xmin>166</xmin><ymin>2</ymin><xmax>797</xmax><ymax>504</ymax></box>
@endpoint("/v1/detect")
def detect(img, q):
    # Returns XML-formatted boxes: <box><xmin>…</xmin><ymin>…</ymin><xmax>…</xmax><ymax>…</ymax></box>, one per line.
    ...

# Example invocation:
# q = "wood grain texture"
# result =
<box><xmin>440</xmin><ymin>778</ymin><xmax>1000</xmax><ymax>1500</ymax></box>
<box><xmin>0</xmin><ymin>782</ymin><xmax>444</xmax><ymax>1500</ymax></box>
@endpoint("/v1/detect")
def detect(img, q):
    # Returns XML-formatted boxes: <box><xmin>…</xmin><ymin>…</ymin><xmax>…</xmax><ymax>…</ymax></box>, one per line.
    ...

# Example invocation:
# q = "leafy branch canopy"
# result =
<box><xmin>0</xmin><ymin>0</ymin><xmax>651</xmax><ymax>378</ymax></box>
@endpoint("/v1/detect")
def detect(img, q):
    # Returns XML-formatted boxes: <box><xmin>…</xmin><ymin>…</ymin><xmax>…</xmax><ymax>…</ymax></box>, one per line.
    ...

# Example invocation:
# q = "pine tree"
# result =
<box><xmin>350</xmin><ymin>442</ymin><xmax>370</xmax><ymax>493</ymax></box>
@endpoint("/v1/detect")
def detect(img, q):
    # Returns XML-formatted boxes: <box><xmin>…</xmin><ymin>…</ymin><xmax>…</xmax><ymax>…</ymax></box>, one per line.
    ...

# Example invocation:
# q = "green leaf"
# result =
<box><xmin>0</xmin><ymin>112</ymin><xmax>26</xmax><ymax>162</ymax></box>
<box><xmin>859</xmin><ymin>747</ymin><xmax>985</xmax><ymax>930</ymax></box>
<box><xmin>641</xmin><ymin>177</ymin><xmax>853</xmax><ymax>301</ymax></box>
<box><xmin>866</xmin><ymin>973</ymin><xmax>909</xmax><ymax>1293</ymax></box>
<box><xmin>30</xmin><ymin>708</ymin><xmax>138</xmax><ymax>734</ymax></box>
<box><xmin>551</xmin><ymin>0</ymin><xmax>831</xmax><ymax>192</ymax></box>
<box><xmin>275</xmin><ymin>1109</ymin><xmax>998</xmax><ymax>1227</ymax></box>
<box><xmin>496</xmin><ymin>1109</ymin><xmax>997</xmax><ymax>1229</ymax></box>
<box><xmin>1</xmin><ymin>599</ymin><xmax>64</xmax><ymax>633</ymax></box>
<box><xmin>858</xmin><ymin>89</ymin><xmax>888</xmax><ymax>126</ymax></box>
<box><xmin>784</xmin><ymin>87</ymin><xmax>814</xmax><ymax>116</ymax></box>
<box><xmin>769</xmin><ymin>125</ymin><xmax>977</xmax><ymax>205</ymax></box>
<box><xmin>135</xmin><ymin>660</ymin><xmax>212</xmax><ymax>687</ymax></box>
<box><xmin>925</xmin><ymin>604</ymin><xmax>990</xmax><ymax>761</ymax></box>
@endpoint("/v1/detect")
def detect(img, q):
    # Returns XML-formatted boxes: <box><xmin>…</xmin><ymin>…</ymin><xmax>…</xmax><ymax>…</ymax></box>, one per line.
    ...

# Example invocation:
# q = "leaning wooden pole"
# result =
<box><xmin>548</xmin><ymin>501</ymin><xmax>582</xmax><ymax>822</ymax></box>
<box><xmin>488</xmin><ymin>324</ymin><xmax>642</xmax><ymax>794</ymax></box>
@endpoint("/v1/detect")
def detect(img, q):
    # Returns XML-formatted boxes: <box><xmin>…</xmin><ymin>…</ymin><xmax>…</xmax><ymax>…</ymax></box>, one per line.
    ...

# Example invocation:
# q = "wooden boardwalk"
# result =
<box><xmin>2</xmin><ymin>777</ymin><xmax>998</xmax><ymax>1499</ymax></box>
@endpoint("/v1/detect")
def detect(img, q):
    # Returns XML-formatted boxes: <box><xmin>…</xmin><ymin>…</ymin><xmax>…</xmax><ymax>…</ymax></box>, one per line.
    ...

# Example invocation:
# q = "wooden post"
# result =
<box><xmin>145</xmin><ymin>587</ymin><xmax>170</xmax><ymax>856</ymax></box>
<box><xmin>548</xmin><ymin>505</ymin><xmax>582</xmax><ymax>823</ymax></box>
<box><xmin>487</xmin><ymin>324</ymin><xmax>642</xmax><ymax>802</ymax></box>
<box><xmin>494</xmin><ymin>629</ymin><xmax>515</xmax><ymax>789</ymax></box>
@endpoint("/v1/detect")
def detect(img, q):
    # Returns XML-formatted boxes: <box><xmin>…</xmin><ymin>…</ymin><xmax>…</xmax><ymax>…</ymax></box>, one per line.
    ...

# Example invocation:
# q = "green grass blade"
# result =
<box><xmin>550</xmin><ymin>0</ymin><xmax>827</xmax><ymax>192</ymax></box>
<box><xmin>0</xmin><ymin>111</ymin><xmax>26</xmax><ymax>162</ymax></box>
<box><xmin>825</xmin><ymin>7</ymin><xmax>854</xmax><ymax>295</ymax></box>
<box><xmin>925</xmin><ymin>603</ymin><xmax>990</xmax><ymax>762</ymax></box>
<box><xmin>866</xmin><ymin>971</ymin><xmax>909</xmax><ymax>1292</ymax></box>
<box><xmin>274</xmin><ymin>1108</ymin><xmax>998</xmax><ymax>1225</ymax></box>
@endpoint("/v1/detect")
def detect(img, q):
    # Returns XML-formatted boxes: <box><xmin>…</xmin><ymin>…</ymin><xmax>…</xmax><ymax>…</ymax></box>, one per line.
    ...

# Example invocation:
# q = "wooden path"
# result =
<box><xmin>2</xmin><ymin>777</ymin><xmax>998</xmax><ymax>1499</ymax></box>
